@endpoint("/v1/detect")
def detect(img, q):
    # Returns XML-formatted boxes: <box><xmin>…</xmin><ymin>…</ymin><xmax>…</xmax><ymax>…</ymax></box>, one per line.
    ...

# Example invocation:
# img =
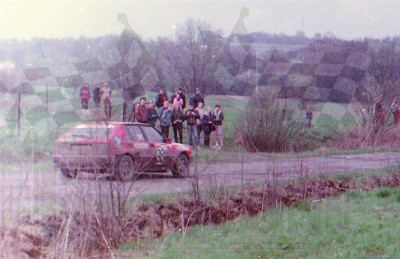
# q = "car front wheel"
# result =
<box><xmin>171</xmin><ymin>154</ymin><xmax>190</xmax><ymax>178</ymax></box>
<box><xmin>115</xmin><ymin>155</ymin><xmax>136</xmax><ymax>181</ymax></box>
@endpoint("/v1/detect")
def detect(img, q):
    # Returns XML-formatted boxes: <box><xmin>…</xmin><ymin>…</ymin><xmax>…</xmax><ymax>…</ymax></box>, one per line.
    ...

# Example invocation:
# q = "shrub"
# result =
<box><xmin>236</xmin><ymin>94</ymin><xmax>304</xmax><ymax>152</ymax></box>
<box><xmin>376</xmin><ymin>188</ymin><xmax>392</xmax><ymax>198</ymax></box>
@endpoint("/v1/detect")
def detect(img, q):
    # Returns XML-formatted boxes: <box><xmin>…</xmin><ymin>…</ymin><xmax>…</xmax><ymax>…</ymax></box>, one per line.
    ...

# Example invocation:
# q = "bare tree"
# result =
<box><xmin>160</xmin><ymin>18</ymin><xmax>222</xmax><ymax>96</ymax></box>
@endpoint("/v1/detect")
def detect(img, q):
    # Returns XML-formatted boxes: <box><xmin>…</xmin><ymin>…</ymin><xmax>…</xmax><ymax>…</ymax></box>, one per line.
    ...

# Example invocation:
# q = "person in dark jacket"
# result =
<box><xmin>155</xmin><ymin>88</ymin><xmax>168</xmax><ymax>109</ymax></box>
<box><xmin>177</xmin><ymin>87</ymin><xmax>187</xmax><ymax>109</ymax></box>
<box><xmin>190</xmin><ymin>87</ymin><xmax>205</xmax><ymax>108</ymax></box>
<box><xmin>93</xmin><ymin>84</ymin><xmax>101</xmax><ymax>110</ymax></box>
<box><xmin>213</xmin><ymin>104</ymin><xmax>224</xmax><ymax>146</ymax></box>
<box><xmin>201</xmin><ymin>106</ymin><xmax>214</xmax><ymax>147</ymax></box>
<box><xmin>135</xmin><ymin>97</ymin><xmax>148</xmax><ymax>123</ymax></box>
<box><xmin>146</xmin><ymin>102</ymin><xmax>159</xmax><ymax>128</ymax></box>
<box><xmin>183</xmin><ymin>102</ymin><xmax>200</xmax><ymax>148</ymax></box>
<box><xmin>171</xmin><ymin>105</ymin><xmax>184</xmax><ymax>143</ymax></box>
<box><xmin>79</xmin><ymin>83</ymin><xmax>90</xmax><ymax>112</ymax></box>
<box><xmin>305</xmin><ymin>105</ymin><xmax>313</xmax><ymax>128</ymax></box>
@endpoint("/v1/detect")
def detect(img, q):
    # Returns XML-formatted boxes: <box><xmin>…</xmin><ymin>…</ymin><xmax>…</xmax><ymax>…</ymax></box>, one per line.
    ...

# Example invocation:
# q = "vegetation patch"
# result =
<box><xmin>2</xmin><ymin>171</ymin><xmax>400</xmax><ymax>258</ymax></box>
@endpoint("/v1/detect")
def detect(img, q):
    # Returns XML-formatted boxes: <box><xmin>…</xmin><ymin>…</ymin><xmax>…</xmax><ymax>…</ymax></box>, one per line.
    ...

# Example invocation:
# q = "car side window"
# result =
<box><xmin>125</xmin><ymin>125</ymin><xmax>145</xmax><ymax>142</ymax></box>
<box><xmin>140</xmin><ymin>126</ymin><xmax>164</xmax><ymax>142</ymax></box>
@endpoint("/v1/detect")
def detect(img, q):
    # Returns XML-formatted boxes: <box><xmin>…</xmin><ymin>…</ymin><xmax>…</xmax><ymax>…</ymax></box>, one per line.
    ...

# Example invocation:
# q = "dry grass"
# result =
<box><xmin>2</xmin><ymin>170</ymin><xmax>400</xmax><ymax>258</ymax></box>
<box><xmin>333</xmin><ymin>127</ymin><xmax>400</xmax><ymax>150</ymax></box>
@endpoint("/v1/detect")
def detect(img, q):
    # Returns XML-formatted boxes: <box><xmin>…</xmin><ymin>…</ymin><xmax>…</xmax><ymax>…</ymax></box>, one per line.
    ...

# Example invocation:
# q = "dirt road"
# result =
<box><xmin>0</xmin><ymin>151</ymin><xmax>399</xmax><ymax>219</ymax></box>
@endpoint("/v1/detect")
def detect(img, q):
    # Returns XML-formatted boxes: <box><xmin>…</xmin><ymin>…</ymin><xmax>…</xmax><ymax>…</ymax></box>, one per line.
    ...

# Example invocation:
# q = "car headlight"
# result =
<box><xmin>114</xmin><ymin>136</ymin><xmax>122</xmax><ymax>148</ymax></box>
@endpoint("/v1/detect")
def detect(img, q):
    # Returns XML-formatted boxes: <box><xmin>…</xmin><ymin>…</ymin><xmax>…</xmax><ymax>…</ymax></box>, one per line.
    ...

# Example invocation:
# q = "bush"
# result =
<box><xmin>236</xmin><ymin>94</ymin><xmax>304</xmax><ymax>152</ymax></box>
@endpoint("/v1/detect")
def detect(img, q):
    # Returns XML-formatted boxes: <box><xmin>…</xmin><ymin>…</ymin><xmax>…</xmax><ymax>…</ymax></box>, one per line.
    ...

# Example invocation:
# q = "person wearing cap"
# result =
<box><xmin>184</xmin><ymin>102</ymin><xmax>200</xmax><ymax>149</ymax></box>
<box><xmin>79</xmin><ymin>82</ymin><xmax>90</xmax><ymax>112</ymax></box>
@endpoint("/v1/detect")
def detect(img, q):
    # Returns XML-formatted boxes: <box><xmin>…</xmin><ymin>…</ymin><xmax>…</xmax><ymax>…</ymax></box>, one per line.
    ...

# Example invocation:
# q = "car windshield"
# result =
<box><xmin>140</xmin><ymin>125</ymin><xmax>164</xmax><ymax>142</ymax></box>
<box><xmin>63</xmin><ymin>125</ymin><xmax>115</xmax><ymax>139</ymax></box>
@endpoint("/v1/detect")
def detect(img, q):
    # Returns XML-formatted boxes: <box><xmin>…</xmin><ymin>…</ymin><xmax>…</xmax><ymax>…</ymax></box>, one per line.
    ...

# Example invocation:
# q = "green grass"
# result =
<box><xmin>117</xmin><ymin>187</ymin><xmax>400</xmax><ymax>258</ymax></box>
<box><xmin>269</xmin><ymin>143</ymin><xmax>400</xmax><ymax>158</ymax></box>
<box><xmin>0</xmin><ymin>86</ymin><xmax>391</xmax><ymax>156</ymax></box>
<box><xmin>0</xmin><ymin>88</ymin><xmax>248</xmax><ymax>153</ymax></box>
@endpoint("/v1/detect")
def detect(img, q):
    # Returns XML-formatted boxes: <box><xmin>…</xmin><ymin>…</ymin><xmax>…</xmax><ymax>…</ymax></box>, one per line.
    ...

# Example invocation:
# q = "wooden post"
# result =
<box><xmin>122</xmin><ymin>101</ymin><xmax>127</xmax><ymax>122</ymax></box>
<box><xmin>46</xmin><ymin>83</ymin><xmax>49</xmax><ymax>131</ymax></box>
<box><xmin>17</xmin><ymin>93</ymin><xmax>21</xmax><ymax>137</ymax></box>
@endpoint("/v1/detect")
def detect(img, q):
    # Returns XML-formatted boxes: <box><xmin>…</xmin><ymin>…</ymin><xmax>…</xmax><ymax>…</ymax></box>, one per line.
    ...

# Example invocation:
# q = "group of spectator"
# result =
<box><xmin>358</xmin><ymin>98</ymin><xmax>400</xmax><ymax>128</ymax></box>
<box><xmin>79</xmin><ymin>82</ymin><xmax>112</xmax><ymax>118</ymax></box>
<box><xmin>134</xmin><ymin>87</ymin><xmax>224</xmax><ymax>149</ymax></box>
<box><xmin>78</xmin><ymin>83</ymin><xmax>225</xmax><ymax>148</ymax></box>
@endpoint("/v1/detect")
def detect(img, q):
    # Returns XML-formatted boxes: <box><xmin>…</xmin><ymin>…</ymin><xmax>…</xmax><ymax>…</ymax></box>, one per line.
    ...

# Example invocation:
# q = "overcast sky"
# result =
<box><xmin>1</xmin><ymin>0</ymin><xmax>400</xmax><ymax>40</ymax></box>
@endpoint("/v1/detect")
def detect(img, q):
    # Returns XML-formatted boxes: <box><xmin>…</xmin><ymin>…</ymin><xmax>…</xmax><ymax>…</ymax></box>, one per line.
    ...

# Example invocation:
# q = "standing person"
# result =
<box><xmin>146</xmin><ymin>102</ymin><xmax>159</xmax><ymax>128</ymax></box>
<box><xmin>155</xmin><ymin>88</ymin><xmax>168</xmax><ymax>109</ymax></box>
<box><xmin>93</xmin><ymin>84</ymin><xmax>102</xmax><ymax>113</ymax></box>
<box><xmin>172</xmin><ymin>93</ymin><xmax>184</xmax><ymax>109</ymax></box>
<box><xmin>305</xmin><ymin>105</ymin><xmax>313</xmax><ymax>128</ymax></box>
<box><xmin>374</xmin><ymin>98</ymin><xmax>385</xmax><ymax>126</ymax></box>
<box><xmin>201</xmin><ymin>106</ymin><xmax>214</xmax><ymax>147</ymax></box>
<box><xmin>183</xmin><ymin>103</ymin><xmax>200</xmax><ymax>149</ymax></box>
<box><xmin>397</xmin><ymin>105</ymin><xmax>400</xmax><ymax>126</ymax></box>
<box><xmin>213</xmin><ymin>104</ymin><xmax>224</xmax><ymax>146</ymax></box>
<box><xmin>158</xmin><ymin>101</ymin><xmax>169</xmax><ymax>119</ymax></box>
<box><xmin>195</xmin><ymin>102</ymin><xmax>204</xmax><ymax>146</ymax></box>
<box><xmin>135</xmin><ymin>97</ymin><xmax>148</xmax><ymax>123</ymax></box>
<box><xmin>177</xmin><ymin>87</ymin><xmax>187</xmax><ymax>109</ymax></box>
<box><xmin>160</xmin><ymin>104</ymin><xmax>173</xmax><ymax>138</ymax></box>
<box><xmin>79</xmin><ymin>82</ymin><xmax>90</xmax><ymax>112</ymax></box>
<box><xmin>171</xmin><ymin>105</ymin><xmax>184</xmax><ymax>143</ymax></box>
<box><xmin>190</xmin><ymin>87</ymin><xmax>205</xmax><ymax>108</ymax></box>
<box><xmin>390</xmin><ymin>99</ymin><xmax>399</xmax><ymax>125</ymax></box>
<box><xmin>101</xmin><ymin>83</ymin><xmax>112</xmax><ymax>119</ymax></box>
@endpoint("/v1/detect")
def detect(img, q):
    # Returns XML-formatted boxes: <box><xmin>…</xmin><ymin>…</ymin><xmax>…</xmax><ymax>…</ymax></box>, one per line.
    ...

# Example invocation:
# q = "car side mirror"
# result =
<box><xmin>164</xmin><ymin>137</ymin><xmax>172</xmax><ymax>144</ymax></box>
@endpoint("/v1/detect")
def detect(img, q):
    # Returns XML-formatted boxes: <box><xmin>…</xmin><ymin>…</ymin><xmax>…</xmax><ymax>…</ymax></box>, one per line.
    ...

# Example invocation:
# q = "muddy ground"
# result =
<box><xmin>0</xmin><ymin>151</ymin><xmax>398</xmax><ymax>218</ymax></box>
<box><xmin>0</xmin><ymin>151</ymin><xmax>400</xmax><ymax>258</ymax></box>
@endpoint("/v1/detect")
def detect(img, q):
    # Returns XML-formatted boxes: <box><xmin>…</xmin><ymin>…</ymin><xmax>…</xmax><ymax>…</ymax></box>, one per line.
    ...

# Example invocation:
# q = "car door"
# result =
<box><xmin>124</xmin><ymin>124</ymin><xmax>152</xmax><ymax>171</ymax></box>
<box><xmin>139</xmin><ymin>125</ymin><xmax>172</xmax><ymax>171</ymax></box>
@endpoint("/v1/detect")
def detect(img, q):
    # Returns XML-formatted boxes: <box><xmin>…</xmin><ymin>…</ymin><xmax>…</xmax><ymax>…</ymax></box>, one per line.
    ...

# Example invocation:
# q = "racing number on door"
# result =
<box><xmin>156</xmin><ymin>147</ymin><xmax>164</xmax><ymax>164</ymax></box>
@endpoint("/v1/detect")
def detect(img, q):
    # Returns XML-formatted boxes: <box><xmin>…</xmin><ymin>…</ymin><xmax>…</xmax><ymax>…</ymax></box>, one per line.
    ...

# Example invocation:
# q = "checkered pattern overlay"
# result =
<box><xmin>0</xmin><ymin>24</ymin><xmax>160</xmax><ymax>143</ymax></box>
<box><xmin>0</xmin><ymin>14</ymin><xmax>382</xmax><ymax>143</ymax></box>
<box><xmin>214</xmin><ymin>34</ymin><xmax>380</xmax><ymax>130</ymax></box>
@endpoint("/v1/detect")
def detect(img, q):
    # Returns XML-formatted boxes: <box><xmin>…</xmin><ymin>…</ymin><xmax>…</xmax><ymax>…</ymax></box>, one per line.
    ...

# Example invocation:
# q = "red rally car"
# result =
<box><xmin>53</xmin><ymin>122</ymin><xmax>193</xmax><ymax>180</ymax></box>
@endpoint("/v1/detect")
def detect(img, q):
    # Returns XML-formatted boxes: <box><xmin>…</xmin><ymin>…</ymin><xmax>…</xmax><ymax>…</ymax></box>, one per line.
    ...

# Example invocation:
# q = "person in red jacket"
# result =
<box><xmin>135</xmin><ymin>97</ymin><xmax>148</xmax><ymax>123</ymax></box>
<box><xmin>79</xmin><ymin>82</ymin><xmax>90</xmax><ymax>112</ymax></box>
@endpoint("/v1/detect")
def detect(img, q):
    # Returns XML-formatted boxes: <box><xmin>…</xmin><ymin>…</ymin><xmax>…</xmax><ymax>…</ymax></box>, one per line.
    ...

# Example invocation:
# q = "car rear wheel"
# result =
<box><xmin>171</xmin><ymin>154</ymin><xmax>190</xmax><ymax>178</ymax></box>
<box><xmin>61</xmin><ymin>168</ymin><xmax>78</xmax><ymax>179</ymax></box>
<box><xmin>115</xmin><ymin>155</ymin><xmax>136</xmax><ymax>181</ymax></box>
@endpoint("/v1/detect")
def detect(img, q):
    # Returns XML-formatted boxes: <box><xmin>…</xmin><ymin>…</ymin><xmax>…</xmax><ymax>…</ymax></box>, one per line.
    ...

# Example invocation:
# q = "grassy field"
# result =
<box><xmin>0</xmin><ymin>87</ymin><xmax>250</xmax><ymax>153</ymax></box>
<box><xmin>0</xmin><ymin>85</ymin><xmax>386</xmax><ymax>158</ymax></box>
<box><xmin>117</xmin><ymin>187</ymin><xmax>400</xmax><ymax>258</ymax></box>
